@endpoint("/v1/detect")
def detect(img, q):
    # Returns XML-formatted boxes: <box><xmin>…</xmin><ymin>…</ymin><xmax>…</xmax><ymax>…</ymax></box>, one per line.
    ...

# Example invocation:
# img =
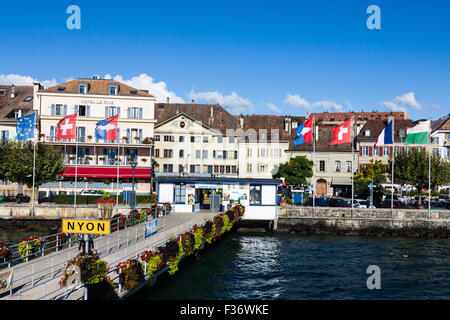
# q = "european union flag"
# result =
<box><xmin>16</xmin><ymin>112</ymin><xmax>35</xmax><ymax>141</ymax></box>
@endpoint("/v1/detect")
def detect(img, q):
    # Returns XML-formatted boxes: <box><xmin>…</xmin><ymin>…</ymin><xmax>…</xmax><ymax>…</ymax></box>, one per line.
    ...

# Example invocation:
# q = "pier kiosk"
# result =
<box><xmin>155</xmin><ymin>176</ymin><xmax>281</xmax><ymax>220</ymax></box>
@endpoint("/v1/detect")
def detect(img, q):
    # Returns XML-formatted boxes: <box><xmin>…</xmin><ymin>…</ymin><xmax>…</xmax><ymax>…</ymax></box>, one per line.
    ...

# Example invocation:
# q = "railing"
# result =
<box><xmin>1</xmin><ymin>204</ymin><xmax>175</xmax><ymax>299</ymax></box>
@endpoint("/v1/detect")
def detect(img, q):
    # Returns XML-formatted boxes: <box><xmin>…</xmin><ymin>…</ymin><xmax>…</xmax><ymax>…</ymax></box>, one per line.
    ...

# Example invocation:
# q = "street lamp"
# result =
<box><xmin>129</xmin><ymin>158</ymin><xmax>138</xmax><ymax>215</ymax></box>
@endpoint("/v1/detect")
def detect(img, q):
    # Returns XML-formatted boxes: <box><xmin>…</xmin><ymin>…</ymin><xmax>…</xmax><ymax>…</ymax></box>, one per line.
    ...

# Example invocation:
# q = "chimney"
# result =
<box><xmin>92</xmin><ymin>75</ymin><xmax>99</xmax><ymax>80</ymax></box>
<box><xmin>191</xmin><ymin>99</ymin><xmax>195</xmax><ymax>104</ymax></box>
<box><xmin>166</xmin><ymin>97</ymin><xmax>170</xmax><ymax>103</ymax></box>
<box><xmin>210</xmin><ymin>106</ymin><xmax>214</xmax><ymax>118</ymax></box>
<box><xmin>33</xmin><ymin>80</ymin><xmax>41</xmax><ymax>112</ymax></box>
<box><xmin>240</xmin><ymin>114</ymin><xmax>244</xmax><ymax>129</ymax></box>
<box><xmin>10</xmin><ymin>84</ymin><xmax>16</xmax><ymax>99</ymax></box>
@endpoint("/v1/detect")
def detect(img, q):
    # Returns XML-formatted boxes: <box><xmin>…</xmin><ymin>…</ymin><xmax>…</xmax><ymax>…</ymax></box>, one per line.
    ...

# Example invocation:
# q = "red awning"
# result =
<box><xmin>61</xmin><ymin>167</ymin><xmax>151</xmax><ymax>178</ymax></box>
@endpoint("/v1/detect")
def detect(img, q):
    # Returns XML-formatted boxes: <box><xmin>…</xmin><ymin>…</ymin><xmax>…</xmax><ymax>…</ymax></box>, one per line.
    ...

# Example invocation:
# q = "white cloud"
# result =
<box><xmin>189</xmin><ymin>89</ymin><xmax>253</xmax><ymax>114</ymax></box>
<box><xmin>266</xmin><ymin>102</ymin><xmax>282</xmax><ymax>114</ymax></box>
<box><xmin>108</xmin><ymin>73</ymin><xmax>185</xmax><ymax>103</ymax></box>
<box><xmin>283</xmin><ymin>93</ymin><xmax>343</xmax><ymax>112</ymax></box>
<box><xmin>283</xmin><ymin>93</ymin><xmax>310</xmax><ymax>109</ymax></box>
<box><xmin>0</xmin><ymin>73</ymin><xmax>57</xmax><ymax>88</ymax></box>
<box><xmin>382</xmin><ymin>92</ymin><xmax>421</xmax><ymax>112</ymax></box>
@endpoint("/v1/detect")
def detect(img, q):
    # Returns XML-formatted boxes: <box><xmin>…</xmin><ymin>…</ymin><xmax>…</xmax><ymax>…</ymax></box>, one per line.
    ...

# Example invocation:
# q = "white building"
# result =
<box><xmin>35</xmin><ymin>76</ymin><xmax>156</xmax><ymax>195</ymax></box>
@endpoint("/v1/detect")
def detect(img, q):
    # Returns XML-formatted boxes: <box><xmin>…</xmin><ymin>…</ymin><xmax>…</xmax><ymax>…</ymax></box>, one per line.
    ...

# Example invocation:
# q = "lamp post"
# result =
<box><xmin>129</xmin><ymin>158</ymin><xmax>138</xmax><ymax>215</ymax></box>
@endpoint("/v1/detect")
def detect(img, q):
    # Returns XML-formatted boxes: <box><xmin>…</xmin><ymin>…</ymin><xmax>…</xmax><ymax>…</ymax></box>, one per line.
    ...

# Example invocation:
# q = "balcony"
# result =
<box><xmin>43</xmin><ymin>136</ymin><xmax>153</xmax><ymax>147</ymax></box>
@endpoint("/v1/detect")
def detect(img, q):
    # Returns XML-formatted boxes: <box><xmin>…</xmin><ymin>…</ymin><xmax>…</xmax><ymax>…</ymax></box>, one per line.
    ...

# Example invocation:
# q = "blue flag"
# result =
<box><xmin>16</xmin><ymin>112</ymin><xmax>35</xmax><ymax>140</ymax></box>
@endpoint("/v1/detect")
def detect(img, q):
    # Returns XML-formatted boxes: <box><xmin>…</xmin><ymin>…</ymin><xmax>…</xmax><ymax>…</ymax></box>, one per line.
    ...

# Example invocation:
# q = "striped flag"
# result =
<box><xmin>404</xmin><ymin>120</ymin><xmax>430</xmax><ymax>145</ymax></box>
<box><xmin>374</xmin><ymin>120</ymin><xmax>393</xmax><ymax>147</ymax></box>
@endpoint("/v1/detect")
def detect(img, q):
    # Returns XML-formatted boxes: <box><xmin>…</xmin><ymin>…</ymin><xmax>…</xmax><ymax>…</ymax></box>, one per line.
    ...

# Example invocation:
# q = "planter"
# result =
<box><xmin>280</xmin><ymin>199</ymin><xmax>287</xmax><ymax>207</ymax></box>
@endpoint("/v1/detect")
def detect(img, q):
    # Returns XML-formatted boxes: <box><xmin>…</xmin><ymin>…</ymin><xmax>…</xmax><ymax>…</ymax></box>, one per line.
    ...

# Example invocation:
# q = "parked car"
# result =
<box><xmin>326</xmin><ymin>198</ymin><xmax>351</xmax><ymax>208</ymax></box>
<box><xmin>79</xmin><ymin>189</ymin><xmax>104</xmax><ymax>196</ymax></box>
<box><xmin>303</xmin><ymin>197</ymin><xmax>329</xmax><ymax>207</ymax></box>
<box><xmin>438</xmin><ymin>195</ymin><xmax>449</xmax><ymax>202</ymax></box>
<box><xmin>381</xmin><ymin>199</ymin><xmax>413</xmax><ymax>209</ymax></box>
<box><xmin>420</xmin><ymin>201</ymin><xmax>448</xmax><ymax>210</ymax></box>
<box><xmin>351</xmin><ymin>199</ymin><xmax>371</xmax><ymax>208</ymax></box>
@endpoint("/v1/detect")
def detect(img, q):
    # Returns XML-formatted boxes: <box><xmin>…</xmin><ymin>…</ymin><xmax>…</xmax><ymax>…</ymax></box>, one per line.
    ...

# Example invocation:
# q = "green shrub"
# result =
<box><xmin>54</xmin><ymin>194</ymin><xmax>102</xmax><ymax>204</ymax></box>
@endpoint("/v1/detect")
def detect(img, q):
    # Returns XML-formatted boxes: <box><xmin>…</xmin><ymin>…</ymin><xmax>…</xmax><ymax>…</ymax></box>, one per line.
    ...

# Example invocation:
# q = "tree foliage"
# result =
<box><xmin>0</xmin><ymin>140</ymin><xmax>64</xmax><ymax>187</ymax></box>
<box><xmin>272</xmin><ymin>156</ymin><xmax>313</xmax><ymax>187</ymax></box>
<box><xmin>392</xmin><ymin>148</ymin><xmax>450</xmax><ymax>206</ymax></box>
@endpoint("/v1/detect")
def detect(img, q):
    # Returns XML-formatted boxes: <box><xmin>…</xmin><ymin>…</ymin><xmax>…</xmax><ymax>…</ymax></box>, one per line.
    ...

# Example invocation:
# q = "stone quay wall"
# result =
<box><xmin>276</xmin><ymin>207</ymin><xmax>450</xmax><ymax>238</ymax></box>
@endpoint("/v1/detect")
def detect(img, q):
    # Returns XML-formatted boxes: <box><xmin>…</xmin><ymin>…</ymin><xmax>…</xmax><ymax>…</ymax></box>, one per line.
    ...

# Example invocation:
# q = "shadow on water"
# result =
<box><xmin>130</xmin><ymin>232</ymin><xmax>450</xmax><ymax>300</ymax></box>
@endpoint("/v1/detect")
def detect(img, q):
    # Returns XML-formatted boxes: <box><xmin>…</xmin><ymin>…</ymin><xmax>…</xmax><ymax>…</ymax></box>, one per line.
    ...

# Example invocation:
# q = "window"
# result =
<box><xmin>78</xmin><ymin>105</ymin><xmax>86</xmax><ymax>117</ymax></box>
<box><xmin>155</xmin><ymin>149</ymin><xmax>160</xmax><ymax>158</ymax></box>
<box><xmin>154</xmin><ymin>135</ymin><xmax>160</xmax><ymax>141</ymax></box>
<box><xmin>202</xmin><ymin>150</ymin><xmax>208</xmax><ymax>159</ymax></box>
<box><xmin>109</xmin><ymin>106</ymin><xmax>117</xmax><ymax>117</ymax></box>
<box><xmin>223</xmin><ymin>150</ymin><xmax>227</xmax><ymax>159</ymax></box>
<box><xmin>273</xmin><ymin>148</ymin><xmax>280</xmax><ymax>158</ymax></box>
<box><xmin>1</xmin><ymin>131</ymin><xmax>9</xmax><ymax>142</ymax></box>
<box><xmin>132</xmin><ymin>107</ymin><xmax>140</xmax><ymax>119</ymax></box>
<box><xmin>335</xmin><ymin>161</ymin><xmax>341</xmax><ymax>172</ymax></box>
<box><xmin>363</xmin><ymin>146</ymin><xmax>369</xmax><ymax>156</ymax></box>
<box><xmin>79</xmin><ymin>83</ymin><xmax>88</xmax><ymax>94</ymax></box>
<box><xmin>249</xmin><ymin>185</ymin><xmax>262</xmax><ymax>205</ymax></box>
<box><xmin>24</xmin><ymin>96</ymin><xmax>32</xmax><ymax>102</ymax></box>
<box><xmin>259</xmin><ymin>164</ymin><xmax>266</xmax><ymax>173</ymax></box>
<box><xmin>163</xmin><ymin>164</ymin><xmax>173</xmax><ymax>173</ymax></box>
<box><xmin>109</xmin><ymin>84</ymin><xmax>118</xmax><ymax>95</ymax></box>
<box><xmin>247</xmin><ymin>148</ymin><xmax>252</xmax><ymax>158</ymax></box>
<box><xmin>383</xmin><ymin>146</ymin><xmax>389</xmax><ymax>156</ymax></box>
<box><xmin>319</xmin><ymin>160</ymin><xmax>326</xmax><ymax>172</ymax></box>
<box><xmin>229</xmin><ymin>136</ymin><xmax>235</xmax><ymax>143</ymax></box>
<box><xmin>203</xmin><ymin>136</ymin><xmax>209</xmax><ymax>143</ymax></box>
<box><xmin>247</xmin><ymin>163</ymin><xmax>252</xmax><ymax>173</ymax></box>
<box><xmin>179</xmin><ymin>136</ymin><xmax>184</xmax><ymax>142</ymax></box>
<box><xmin>195</xmin><ymin>150</ymin><xmax>201</xmax><ymax>159</ymax></box>
<box><xmin>234</xmin><ymin>151</ymin><xmax>238</xmax><ymax>159</ymax></box>
<box><xmin>178</xmin><ymin>164</ymin><xmax>184</xmax><ymax>173</ymax></box>
<box><xmin>179</xmin><ymin>149</ymin><xmax>184</xmax><ymax>158</ymax></box>
<box><xmin>55</xmin><ymin>104</ymin><xmax>63</xmax><ymax>116</ymax></box>
<box><xmin>217</xmin><ymin>136</ymin><xmax>223</xmax><ymax>143</ymax></box>
<box><xmin>163</xmin><ymin>149</ymin><xmax>173</xmax><ymax>158</ymax></box>
<box><xmin>174</xmin><ymin>184</ymin><xmax>186</xmax><ymax>203</ymax></box>
<box><xmin>364</xmin><ymin>130</ymin><xmax>370</xmax><ymax>137</ymax></box>
<box><xmin>373</xmin><ymin>147</ymin><xmax>379</xmax><ymax>156</ymax></box>
<box><xmin>347</xmin><ymin>161</ymin><xmax>352</xmax><ymax>172</ymax></box>
<box><xmin>164</xmin><ymin>135</ymin><xmax>174</xmax><ymax>142</ymax></box>
<box><xmin>0</xmin><ymin>89</ymin><xmax>5</xmax><ymax>95</ymax></box>
<box><xmin>259</xmin><ymin>148</ymin><xmax>267</xmax><ymax>157</ymax></box>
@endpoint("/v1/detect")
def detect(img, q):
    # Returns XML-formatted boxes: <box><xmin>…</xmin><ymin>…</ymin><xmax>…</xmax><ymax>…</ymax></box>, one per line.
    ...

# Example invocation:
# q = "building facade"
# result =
<box><xmin>35</xmin><ymin>77</ymin><xmax>156</xmax><ymax>195</ymax></box>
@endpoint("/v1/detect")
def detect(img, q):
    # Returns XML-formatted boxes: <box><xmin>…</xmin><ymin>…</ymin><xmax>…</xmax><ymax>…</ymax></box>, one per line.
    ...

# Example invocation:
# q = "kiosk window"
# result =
<box><xmin>249</xmin><ymin>184</ymin><xmax>262</xmax><ymax>205</ymax></box>
<box><xmin>174</xmin><ymin>184</ymin><xmax>186</xmax><ymax>203</ymax></box>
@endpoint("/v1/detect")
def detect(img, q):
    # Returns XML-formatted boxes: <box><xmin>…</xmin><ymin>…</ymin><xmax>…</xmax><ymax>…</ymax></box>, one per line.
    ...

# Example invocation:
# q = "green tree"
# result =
<box><xmin>272</xmin><ymin>156</ymin><xmax>313</xmax><ymax>187</ymax></box>
<box><xmin>353</xmin><ymin>160</ymin><xmax>387</xmax><ymax>204</ymax></box>
<box><xmin>392</xmin><ymin>148</ymin><xmax>450</xmax><ymax>207</ymax></box>
<box><xmin>0</xmin><ymin>140</ymin><xmax>64</xmax><ymax>188</ymax></box>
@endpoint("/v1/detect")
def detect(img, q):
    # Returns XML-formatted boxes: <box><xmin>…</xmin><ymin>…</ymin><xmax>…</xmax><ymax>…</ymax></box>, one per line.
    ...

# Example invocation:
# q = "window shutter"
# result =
<box><xmin>139</xmin><ymin>128</ymin><xmax>142</xmax><ymax>143</ymax></box>
<box><xmin>389</xmin><ymin>147</ymin><xmax>393</xmax><ymax>155</ymax></box>
<box><xmin>139</xmin><ymin>108</ymin><xmax>143</xmax><ymax>119</ymax></box>
<box><xmin>50</xmin><ymin>126</ymin><xmax>54</xmax><ymax>140</ymax></box>
<box><xmin>127</xmin><ymin>107</ymin><xmax>131</xmax><ymax>119</ymax></box>
<box><xmin>87</xmin><ymin>105</ymin><xmax>90</xmax><ymax>117</ymax></box>
<box><xmin>359</xmin><ymin>146</ymin><xmax>363</xmax><ymax>156</ymax></box>
<box><xmin>379</xmin><ymin>146</ymin><xmax>382</xmax><ymax>156</ymax></box>
<box><xmin>105</xmin><ymin>106</ymin><xmax>109</xmax><ymax>118</ymax></box>
<box><xmin>117</xmin><ymin>107</ymin><xmax>120</xmax><ymax>117</ymax></box>
<box><xmin>126</xmin><ymin>128</ymin><xmax>130</xmax><ymax>144</ymax></box>
<box><xmin>369</xmin><ymin>146</ymin><xmax>372</xmax><ymax>156</ymax></box>
<box><xmin>117</xmin><ymin>128</ymin><xmax>120</xmax><ymax>142</ymax></box>
<box><xmin>51</xmin><ymin>104</ymin><xmax>55</xmax><ymax>116</ymax></box>
<box><xmin>74</xmin><ymin>105</ymin><xmax>78</xmax><ymax>115</ymax></box>
<box><xmin>63</xmin><ymin>105</ymin><xmax>67</xmax><ymax>116</ymax></box>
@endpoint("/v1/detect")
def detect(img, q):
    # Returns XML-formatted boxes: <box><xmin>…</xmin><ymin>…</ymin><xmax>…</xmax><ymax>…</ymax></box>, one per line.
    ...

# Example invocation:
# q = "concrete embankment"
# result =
<box><xmin>276</xmin><ymin>207</ymin><xmax>450</xmax><ymax>238</ymax></box>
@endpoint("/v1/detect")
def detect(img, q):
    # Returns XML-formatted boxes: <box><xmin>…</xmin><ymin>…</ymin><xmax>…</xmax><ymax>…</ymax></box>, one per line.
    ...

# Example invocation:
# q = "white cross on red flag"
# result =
<box><xmin>329</xmin><ymin>118</ymin><xmax>352</xmax><ymax>145</ymax></box>
<box><xmin>56</xmin><ymin>113</ymin><xmax>77</xmax><ymax>140</ymax></box>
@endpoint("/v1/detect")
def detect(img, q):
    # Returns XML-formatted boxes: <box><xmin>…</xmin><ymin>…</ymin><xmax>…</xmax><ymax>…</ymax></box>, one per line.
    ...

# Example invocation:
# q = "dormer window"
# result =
<box><xmin>79</xmin><ymin>82</ymin><xmax>88</xmax><ymax>94</ymax></box>
<box><xmin>24</xmin><ymin>96</ymin><xmax>32</xmax><ymax>102</ymax></box>
<box><xmin>109</xmin><ymin>84</ymin><xmax>118</xmax><ymax>95</ymax></box>
<box><xmin>364</xmin><ymin>130</ymin><xmax>370</xmax><ymax>137</ymax></box>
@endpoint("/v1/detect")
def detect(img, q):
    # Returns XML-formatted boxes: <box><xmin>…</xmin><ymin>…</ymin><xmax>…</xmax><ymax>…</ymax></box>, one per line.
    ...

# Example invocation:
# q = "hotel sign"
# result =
<box><xmin>62</xmin><ymin>218</ymin><xmax>110</xmax><ymax>235</ymax></box>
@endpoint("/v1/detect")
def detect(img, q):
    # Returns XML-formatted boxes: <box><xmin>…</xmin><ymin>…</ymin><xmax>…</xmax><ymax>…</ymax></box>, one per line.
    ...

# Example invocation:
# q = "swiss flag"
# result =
<box><xmin>329</xmin><ymin>118</ymin><xmax>352</xmax><ymax>145</ymax></box>
<box><xmin>56</xmin><ymin>113</ymin><xmax>77</xmax><ymax>140</ymax></box>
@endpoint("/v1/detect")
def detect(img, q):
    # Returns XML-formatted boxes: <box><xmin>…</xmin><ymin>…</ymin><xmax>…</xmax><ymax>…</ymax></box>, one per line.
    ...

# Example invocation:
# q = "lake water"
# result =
<box><xmin>131</xmin><ymin>232</ymin><xmax>450</xmax><ymax>300</ymax></box>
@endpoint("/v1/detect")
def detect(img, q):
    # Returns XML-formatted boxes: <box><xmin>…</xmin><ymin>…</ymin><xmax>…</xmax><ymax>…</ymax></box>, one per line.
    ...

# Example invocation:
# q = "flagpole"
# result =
<box><xmin>74</xmin><ymin>124</ymin><xmax>78</xmax><ymax>218</ymax></box>
<box><xmin>116</xmin><ymin>117</ymin><xmax>120</xmax><ymax>212</ymax></box>
<box><xmin>31</xmin><ymin>117</ymin><xmax>37</xmax><ymax>218</ymax></box>
<box><xmin>312</xmin><ymin>115</ymin><xmax>315</xmax><ymax>213</ymax></box>
<box><xmin>351</xmin><ymin>116</ymin><xmax>354</xmax><ymax>216</ymax></box>
<box><xmin>428</xmin><ymin>118</ymin><xmax>431</xmax><ymax>219</ymax></box>
<box><xmin>391</xmin><ymin>118</ymin><xmax>395</xmax><ymax>213</ymax></box>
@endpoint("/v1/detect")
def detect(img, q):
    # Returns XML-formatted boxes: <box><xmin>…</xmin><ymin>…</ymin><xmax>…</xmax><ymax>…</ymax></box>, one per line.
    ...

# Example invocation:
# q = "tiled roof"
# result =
<box><xmin>432</xmin><ymin>116</ymin><xmax>450</xmax><ymax>131</ymax></box>
<box><xmin>155</xmin><ymin>103</ymin><xmax>239</xmax><ymax>134</ymax></box>
<box><xmin>239</xmin><ymin>114</ymin><xmax>296</xmax><ymax>141</ymax></box>
<box><xmin>40</xmin><ymin>78</ymin><xmax>154</xmax><ymax>97</ymax></box>
<box><xmin>287</xmin><ymin>125</ymin><xmax>353</xmax><ymax>152</ymax></box>
<box><xmin>357</xmin><ymin>119</ymin><xmax>415</xmax><ymax>142</ymax></box>
<box><xmin>0</xmin><ymin>85</ymin><xmax>34</xmax><ymax>120</ymax></box>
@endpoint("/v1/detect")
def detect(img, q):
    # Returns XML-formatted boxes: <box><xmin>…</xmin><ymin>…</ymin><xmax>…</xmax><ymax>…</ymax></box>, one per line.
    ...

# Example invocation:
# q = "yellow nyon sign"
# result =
<box><xmin>62</xmin><ymin>219</ymin><xmax>110</xmax><ymax>235</ymax></box>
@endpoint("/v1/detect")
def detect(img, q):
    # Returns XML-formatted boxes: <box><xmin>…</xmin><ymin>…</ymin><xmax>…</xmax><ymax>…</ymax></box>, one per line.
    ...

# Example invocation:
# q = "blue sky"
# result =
<box><xmin>0</xmin><ymin>0</ymin><xmax>449</xmax><ymax>120</ymax></box>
